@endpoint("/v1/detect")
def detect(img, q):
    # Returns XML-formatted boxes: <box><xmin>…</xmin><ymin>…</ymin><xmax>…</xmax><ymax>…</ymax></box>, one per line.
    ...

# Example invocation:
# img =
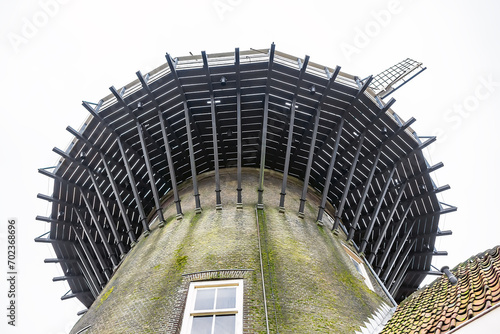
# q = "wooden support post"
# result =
<box><xmin>116</xmin><ymin>138</ymin><xmax>150</xmax><ymax>235</ymax></box>
<box><xmin>135</xmin><ymin>121</ymin><xmax>165</xmax><ymax>223</ymax></box>
<box><xmin>347</xmin><ymin>149</ymin><xmax>382</xmax><ymax>240</ymax></box>
<box><xmin>279</xmin><ymin>56</ymin><xmax>309</xmax><ymax>212</ymax></box>
<box><xmin>367</xmin><ymin>185</ymin><xmax>408</xmax><ymax>264</ymax></box>
<box><xmin>381</xmin><ymin>222</ymin><xmax>416</xmax><ymax>281</ymax></box>
<box><xmin>100</xmin><ymin>153</ymin><xmax>137</xmax><ymax>245</ymax></box>
<box><xmin>359</xmin><ymin>165</ymin><xmax>397</xmax><ymax>254</ymax></box>
<box><xmin>333</xmin><ymin>133</ymin><xmax>365</xmax><ymax>230</ymax></box>
<box><xmin>316</xmin><ymin>119</ymin><xmax>345</xmax><ymax>224</ymax></box>
<box><xmin>202</xmin><ymin>51</ymin><xmax>222</xmax><ymax>210</ymax></box>
<box><xmin>79</xmin><ymin>191</ymin><xmax>119</xmax><ymax>268</ymax></box>
<box><xmin>136</xmin><ymin>71</ymin><xmax>183</xmax><ymax>220</ymax></box>
<box><xmin>374</xmin><ymin>200</ymin><xmax>414</xmax><ymax>272</ymax></box>
<box><xmin>235</xmin><ymin>48</ymin><xmax>243</xmax><ymax>208</ymax></box>
<box><xmin>166</xmin><ymin>53</ymin><xmax>202</xmax><ymax>213</ymax></box>
<box><xmin>257</xmin><ymin>43</ymin><xmax>276</xmax><ymax>209</ymax></box>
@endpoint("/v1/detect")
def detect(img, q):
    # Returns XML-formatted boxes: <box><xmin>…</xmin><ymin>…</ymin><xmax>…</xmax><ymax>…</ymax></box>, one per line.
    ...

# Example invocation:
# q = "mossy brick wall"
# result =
<box><xmin>70</xmin><ymin>168</ymin><xmax>390</xmax><ymax>333</ymax></box>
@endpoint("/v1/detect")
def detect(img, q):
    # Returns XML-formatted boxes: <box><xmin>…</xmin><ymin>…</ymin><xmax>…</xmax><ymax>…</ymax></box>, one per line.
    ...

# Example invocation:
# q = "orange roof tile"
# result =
<box><xmin>381</xmin><ymin>246</ymin><xmax>500</xmax><ymax>333</ymax></box>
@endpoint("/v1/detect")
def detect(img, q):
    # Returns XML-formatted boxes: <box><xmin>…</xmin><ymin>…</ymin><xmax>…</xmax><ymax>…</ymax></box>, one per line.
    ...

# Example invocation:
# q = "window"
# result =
<box><xmin>342</xmin><ymin>243</ymin><xmax>375</xmax><ymax>291</ymax></box>
<box><xmin>180</xmin><ymin>280</ymin><xmax>243</xmax><ymax>334</ymax></box>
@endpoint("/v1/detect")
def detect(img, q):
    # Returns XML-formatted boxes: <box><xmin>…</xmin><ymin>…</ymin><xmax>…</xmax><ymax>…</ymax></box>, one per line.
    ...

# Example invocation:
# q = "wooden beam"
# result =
<box><xmin>109</xmin><ymin>86</ymin><xmax>166</xmax><ymax>224</ymax></box>
<box><xmin>390</xmin><ymin>256</ymin><xmax>413</xmax><ymax>295</ymax></box>
<box><xmin>166</xmin><ymin>53</ymin><xmax>202</xmax><ymax>213</ymax></box>
<box><xmin>87</xmin><ymin>170</ymin><xmax>127</xmax><ymax>257</ymax></box>
<box><xmin>333</xmin><ymin>133</ymin><xmax>365</xmax><ymax>230</ymax></box>
<box><xmin>116</xmin><ymin>137</ymin><xmax>150</xmax><ymax>235</ymax></box>
<box><xmin>136</xmin><ymin>71</ymin><xmax>183</xmax><ymax>220</ymax></box>
<box><xmin>375</xmin><ymin>201</ymin><xmax>414</xmax><ymax>273</ymax></box>
<box><xmin>72</xmin><ymin>244</ymin><xmax>100</xmax><ymax>298</ymax></box>
<box><xmin>381</xmin><ymin>221</ymin><xmax>416</xmax><ymax>281</ymax></box>
<box><xmin>359</xmin><ymin>164</ymin><xmax>397</xmax><ymax>253</ymax></box>
<box><xmin>387</xmin><ymin>240</ymin><xmax>416</xmax><ymax>291</ymax></box>
<box><xmin>317</xmin><ymin>119</ymin><xmax>344</xmax><ymax>224</ymax></box>
<box><xmin>279</xmin><ymin>55</ymin><xmax>309</xmax><ymax>212</ymax></box>
<box><xmin>71</xmin><ymin>225</ymin><xmax>106</xmax><ymax>287</ymax></box>
<box><xmin>347</xmin><ymin>149</ymin><xmax>382</xmax><ymax>240</ymax></box>
<box><xmin>257</xmin><ymin>43</ymin><xmax>276</xmax><ymax>209</ymax></box>
<box><xmin>298</xmin><ymin>66</ymin><xmax>341</xmax><ymax>217</ymax></box>
<box><xmin>202</xmin><ymin>51</ymin><xmax>223</xmax><ymax>209</ymax></box>
<box><xmin>79</xmin><ymin>191</ymin><xmax>119</xmax><ymax>268</ymax></box>
<box><xmin>368</xmin><ymin>182</ymin><xmax>409</xmax><ymax>264</ymax></box>
<box><xmin>235</xmin><ymin>48</ymin><xmax>243</xmax><ymax>208</ymax></box>
<box><xmin>100</xmin><ymin>153</ymin><xmax>137</xmax><ymax>244</ymax></box>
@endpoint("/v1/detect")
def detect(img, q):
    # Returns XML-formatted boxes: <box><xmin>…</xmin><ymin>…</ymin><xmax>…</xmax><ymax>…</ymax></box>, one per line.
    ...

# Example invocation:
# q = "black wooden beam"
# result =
<box><xmin>61</xmin><ymin>291</ymin><xmax>91</xmax><ymax>301</ymax></box>
<box><xmin>340</xmin><ymin>134</ymin><xmax>436</xmax><ymax>215</ymax></box>
<box><xmin>73</xmin><ymin>208</ymin><xmax>113</xmax><ymax>281</ymax></box>
<box><xmin>331</xmin><ymin>115</ymin><xmax>415</xmax><ymax>201</ymax></box>
<box><xmin>298</xmin><ymin>66</ymin><xmax>341</xmax><ymax>217</ymax></box>
<box><xmin>368</xmin><ymin>183</ymin><xmax>408</xmax><ymax>264</ymax></box>
<box><xmin>116</xmin><ymin>137</ymin><xmax>150</xmax><ymax>235</ymax></box>
<box><xmin>333</xmin><ymin>133</ymin><xmax>365</xmax><ymax>230</ymax></box>
<box><xmin>86</xmin><ymin>170</ymin><xmax>127</xmax><ymax>257</ymax></box>
<box><xmin>37</xmin><ymin>214</ymin><xmax>102</xmax><ymax>245</ymax></box>
<box><xmin>136</xmin><ymin>71</ymin><xmax>183</xmax><ymax>220</ymax></box>
<box><xmin>359</xmin><ymin>164</ymin><xmax>397</xmax><ymax>254</ymax></box>
<box><xmin>412</xmin><ymin>250</ymin><xmax>448</xmax><ymax>257</ymax></box>
<box><xmin>235</xmin><ymin>48</ymin><xmax>243</xmax><ymax>208</ymax></box>
<box><xmin>53</xmin><ymin>275</ymin><xmax>84</xmax><ymax>282</ymax></box>
<box><xmin>374</xmin><ymin>200</ymin><xmax>414</xmax><ymax>271</ymax></box>
<box><xmin>79</xmin><ymin>191</ymin><xmax>119</xmax><ymax>268</ymax></box>
<box><xmin>109</xmin><ymin>87</ymin><xmax>166</xmax><ymax>224</ymax></box>
<box><xmin>317</xmin><ymin>119</ymin><xmax>345</xmax><ymax>224</ymax></box>
<box><xmin>166</xmin><ymin>53</ymin><xmax>202</xmax><ymax>213</ymax></box>
<box><xmin>387</xmin><ymin>239</ymin><xmax>417</xmax><ymax>290</ymax></box>
<box><xmin>34</xmin><ymin>236</ymin><xmax>74</xmax><ymax>246</ymax></box>
<box><xmin>44</xmin><ymin>258</ymin><xmax>78</xmax><ymax>264</ymax></box>
<box><xmin>410</xmin><ymin>230</ymin><xmax>453</xmax><ymax>240</ymax></box>
<box><xmin>202</xmin><ymin>51</ymin><xmax>223</xmax><ymax>209</ymax></box>
<box><xmin>390</xmin><ymin>256</ymin><xmax>413</xmax><ymax>296</ymax></box>
<box><xmin>81</xmin><ymin>100</ymin><xmax>151</xmax><ymax>183</ymax></box>
<box><xmin>356</xmin><ymin>179</ymin><xmax>449</xmax><ymax>228</ymax></box>
<box><xmin>71</xmin><ymin>225</ymin><xmax>106</xmax><ymax>287</ymax></box>
<box><xmin>36</xmin><ymin>192</ymin><xmax>124</xmax><ymax>257</ymax></box>
<box><xmin>50</xmin><ymin>146</ymin><xmax>134</xmax><ymax>214</ymax></box>
<box><xmin>72</xmin><ymin>244</ymin><xmax>100</xmax><ymax>298</ymax></box>
<box><xmin>381</xmin><ymin>221</ymin><xmax>416</xmax><ymax>281</ymax></box>
<box><xmin>315</xmin><ymin>76</ymin><xmax>378</xmax><ymax>157</ymax></box>
<box><xmin>100</xmin><ymin>153</ymin><xmax>137</xmax><ymax>245</ymax></box>
<box><xmin>347</xmin><ymin>149</ymin><xmax>382</xmax><ymax>240</ymax></box>
<box><xmin>66</xmin><ymin>125</ymin><xmax>148</xmax><ymax>192</ymax></box>
<box><xmin>257</xmin><ymin>43</ymin><xmax>276</xmax><ymax>209</ymax></box>
<box><xmin>82</xmin><ymin>101</ymin><xmax>151</xmax><ymax>235</ymax></box>
<box><xmin>279</xmin><ymin>55</ymin><xmax>309</xmax><ymax>212</ymax></box>
<box><xmin>133</xmin><ymin>71</ymin><xmax>188</xmax><ymax>168</ymax></box>
<box><xmin>407</xmin><ymin>270</ymin><xmax>443</xmax><ymax>276</ymax></box>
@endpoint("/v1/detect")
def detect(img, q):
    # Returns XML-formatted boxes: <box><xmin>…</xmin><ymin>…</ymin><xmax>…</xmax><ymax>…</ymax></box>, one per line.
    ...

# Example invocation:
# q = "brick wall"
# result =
<box><xmin>70</xmin><ymin>169</ymin><xmax>390</xmax><ymax>333</ymax></box>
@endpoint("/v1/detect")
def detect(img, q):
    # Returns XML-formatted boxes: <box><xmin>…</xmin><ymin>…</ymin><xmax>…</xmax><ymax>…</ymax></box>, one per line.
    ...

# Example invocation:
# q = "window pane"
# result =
<box><xmin>194</xmin><ymin>289</ymin><xmax>216</xmax><ymax>310</ymax></box>
<box><xmin>216</xmin><ymin>287</ymin><xmax>236</xmax><ymax>309</ymax></box>
<box><xmin>351</xmin><ymin>258</ymin><xmax>362</xmax><ymax>274</ymax></box>
<box><xmin>191</xmin><ymin>316</ymin><xmax>213</xmax><ymax>334</ymax></box>
<box><xmin>214</xmin><ymin>314</ymin><xmax>235</xmax><ymax>334</ymax></box>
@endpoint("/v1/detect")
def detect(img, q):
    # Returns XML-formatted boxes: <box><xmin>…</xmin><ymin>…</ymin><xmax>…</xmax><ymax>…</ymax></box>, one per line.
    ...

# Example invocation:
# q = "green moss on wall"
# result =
<box><xmin>70</xmin><ymin>170</ymin><xmax>388</xmax><ymax>334</ymax></box>
<box><xmin>96</xmin><ymin>286</ymin><xmax>114</xmax><ymax>310</ymax></box>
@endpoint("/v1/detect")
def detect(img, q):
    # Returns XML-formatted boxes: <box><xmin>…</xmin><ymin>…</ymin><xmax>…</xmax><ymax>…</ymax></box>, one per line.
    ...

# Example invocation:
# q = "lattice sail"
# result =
<box><xmin>370</xmin><ymin>58</ymin><xmax>424</xmax><ymax>98</ymax></box>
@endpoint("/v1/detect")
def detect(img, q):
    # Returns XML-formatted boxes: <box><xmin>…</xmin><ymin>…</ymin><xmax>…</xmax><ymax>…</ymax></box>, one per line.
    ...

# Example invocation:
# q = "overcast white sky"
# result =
<box><xmin>1</xmin><ymin>1</ymin><xmax>499</xmax><ymax>333</ymax></box>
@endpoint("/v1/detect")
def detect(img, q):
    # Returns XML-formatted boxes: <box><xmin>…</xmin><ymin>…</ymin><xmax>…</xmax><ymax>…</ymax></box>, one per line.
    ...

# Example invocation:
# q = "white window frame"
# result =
<box><xmin>180</xmin><ymin>279</ymin><xmax>244</xmax><ymax>334</ymax></box>
<box><xmin>342</xmin><ymin>243</ymin><xmax>375</xmax><ymax>291</ymax></box>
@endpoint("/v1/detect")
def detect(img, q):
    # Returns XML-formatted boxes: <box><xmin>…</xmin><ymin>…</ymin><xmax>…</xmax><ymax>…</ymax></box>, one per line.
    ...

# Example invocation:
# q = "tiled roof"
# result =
<box><xmin>382</xmin><ymin>245</ymin><xmax>500</xmax><ymax>334</ymax></box>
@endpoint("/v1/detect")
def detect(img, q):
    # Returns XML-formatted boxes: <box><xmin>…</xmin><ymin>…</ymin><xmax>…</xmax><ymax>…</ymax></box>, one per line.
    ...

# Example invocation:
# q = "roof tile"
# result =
<box><xmin>381</xmin><ymin>245</ymin><xmax>500</xmax><ymax>333</ymax></box>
